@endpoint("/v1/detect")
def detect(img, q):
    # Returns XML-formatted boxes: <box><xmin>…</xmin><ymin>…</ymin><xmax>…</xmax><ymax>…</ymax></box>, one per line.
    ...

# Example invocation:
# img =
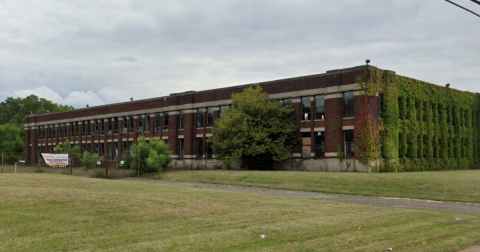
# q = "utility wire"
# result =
<box><xmin>445</xmin><ymin>0</ymin><xmax>480</xmax><ymax>18</ymax></box>
<box><xmin>471</xmin><ymin>0</ymin><xmax>480</xmax><ymax>6</ymax></box>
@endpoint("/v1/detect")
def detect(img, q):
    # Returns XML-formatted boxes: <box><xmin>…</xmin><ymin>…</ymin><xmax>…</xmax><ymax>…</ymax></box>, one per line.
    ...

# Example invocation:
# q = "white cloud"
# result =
<box><xmin>14</xmin><ymin>86</ymin><xmax>104</xmax><ymax>108</ymax></box>
<box><xmin>1</xmin><ymin>1</ymin><xmax>480</xmax><ymax>105</ymax></box>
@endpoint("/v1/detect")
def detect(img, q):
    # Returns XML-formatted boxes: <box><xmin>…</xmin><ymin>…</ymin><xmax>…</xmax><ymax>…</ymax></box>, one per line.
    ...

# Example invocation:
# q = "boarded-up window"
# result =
<box><xmin>301</xmin><ymin>132</ymin><xmax>311</xmax><ymax>158</ymax></box>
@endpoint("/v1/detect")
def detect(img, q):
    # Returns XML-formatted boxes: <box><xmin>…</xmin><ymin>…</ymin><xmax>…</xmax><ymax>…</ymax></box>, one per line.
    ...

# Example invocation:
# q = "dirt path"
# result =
<box><xmin>127</xmin><ymin>178</ymin><xmax>480</xmax><ymax>215</ymax></box>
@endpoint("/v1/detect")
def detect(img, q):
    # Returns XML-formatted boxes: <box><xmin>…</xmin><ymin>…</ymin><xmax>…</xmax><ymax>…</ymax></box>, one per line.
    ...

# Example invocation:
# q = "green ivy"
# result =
<box><xmin>365</xmin><ymin>66</ymin><xmax>480</xmax><ymax>171</ymax></box>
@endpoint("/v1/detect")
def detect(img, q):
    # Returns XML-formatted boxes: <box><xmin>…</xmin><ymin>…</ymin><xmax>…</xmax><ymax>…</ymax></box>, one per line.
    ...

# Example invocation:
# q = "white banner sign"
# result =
<box><xmin>41</xmin><ymin>153</ymin><xmax>69</xmax><ymax>167</ymax></box>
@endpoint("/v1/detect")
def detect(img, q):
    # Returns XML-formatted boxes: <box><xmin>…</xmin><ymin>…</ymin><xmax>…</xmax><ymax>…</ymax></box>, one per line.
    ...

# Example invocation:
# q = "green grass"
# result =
<box><xmin>1</xmin><ymin>174</ymin><xmax>479</xmax><ymax>251</ymax></box>
<box><xmin>145</xmin><ymin>170</ymin><xmax>480</xmax><ymax>203</ymax></box>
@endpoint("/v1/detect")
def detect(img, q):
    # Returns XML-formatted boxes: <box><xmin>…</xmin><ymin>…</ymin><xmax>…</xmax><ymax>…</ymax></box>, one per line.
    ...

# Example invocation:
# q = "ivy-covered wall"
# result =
<box><xmin>367</xmin><ymin>66</ymin><xmax>480</xmax><ymax>172</ymax></box>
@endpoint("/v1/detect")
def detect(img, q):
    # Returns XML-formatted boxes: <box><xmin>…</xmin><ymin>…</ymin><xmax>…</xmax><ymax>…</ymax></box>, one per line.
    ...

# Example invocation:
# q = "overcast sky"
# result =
<box><xmin>1</xmin><ymin>0</ymin><xmax>479</xmax><ymax>108</ymax></box>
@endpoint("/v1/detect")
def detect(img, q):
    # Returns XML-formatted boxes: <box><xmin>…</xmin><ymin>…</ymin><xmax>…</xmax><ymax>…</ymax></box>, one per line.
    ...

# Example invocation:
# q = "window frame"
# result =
<box><xmin>343</xmin><ymin>91</ymin><xmax>355</xmax><ymax>118</ymax></box>
<box><xmin>314</xmin><ymin>95</ymin><xmax>325</xmax><ymax>120</ymax></box>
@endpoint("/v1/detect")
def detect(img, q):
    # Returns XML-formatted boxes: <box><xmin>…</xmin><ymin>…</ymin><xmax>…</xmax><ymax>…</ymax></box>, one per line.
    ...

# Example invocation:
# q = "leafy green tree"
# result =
<box><xmin>0</xmin><ymin>95</ymin><xmax>74</xmax><ymax>125</ymax></box>
<box><xmin>130</xmin><ymin>137</ymin><xmax>172</xmax><ymax>173</ymax></box>
<box><xmin>209</xmin><ymin>86</ymin><xmax>298</xmax><ymax>170</ymax></box>
<box><xmin>0</xmin><ymin>124</ymin><xmax>24</xmax><ymax>155</ymax></box>
<box><xmin>81</xmin><ymin>151</ymin><xmax>99</xmax><ymax>171</ymax></box>
<box><xmin>146</xmin><ymin>139</ymin><xmax>172</xmax><ymax>172</ymax></box>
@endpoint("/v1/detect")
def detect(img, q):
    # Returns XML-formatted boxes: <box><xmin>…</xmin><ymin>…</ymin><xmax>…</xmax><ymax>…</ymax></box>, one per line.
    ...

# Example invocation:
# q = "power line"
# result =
<box><xmin>445</xmin><ymin>0</ymin><xmax>480</xmax><ymax>18</ymax></box>
<box><xmin>471</xmin><ymin>0</ymin><xmax>480</xmax><ymax>6</ymax></box>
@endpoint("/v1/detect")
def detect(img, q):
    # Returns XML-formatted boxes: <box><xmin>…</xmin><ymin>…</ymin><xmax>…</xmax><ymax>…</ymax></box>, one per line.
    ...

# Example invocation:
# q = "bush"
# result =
<box><xmin>5</xmin><ymin>154</ymin><xmax>21</xmax><ymax>165</ymax></box>
<box><xmin>81</xmin><ymin>151</ymin><xmax>99</xmax><ymax>171</ymax></box>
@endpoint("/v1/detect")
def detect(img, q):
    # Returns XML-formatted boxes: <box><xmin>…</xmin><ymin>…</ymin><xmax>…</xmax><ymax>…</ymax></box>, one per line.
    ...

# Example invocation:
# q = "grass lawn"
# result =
<box><xmin>146</xmin><ymin>170</ymin><xmax>480</xmax><ymax>203</ymax></box>
<box><xmin>1</xmin><ymin>174</ymin><xmax>480</xmax><ymax>251</ymax></box>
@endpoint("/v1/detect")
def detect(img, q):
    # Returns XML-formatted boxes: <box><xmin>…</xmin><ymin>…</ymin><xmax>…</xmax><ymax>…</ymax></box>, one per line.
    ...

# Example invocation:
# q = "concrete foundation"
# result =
<box><xmin>167</xmin><ymin>158</ymin><xmax>369</xmax><ymax>172</ymax></box>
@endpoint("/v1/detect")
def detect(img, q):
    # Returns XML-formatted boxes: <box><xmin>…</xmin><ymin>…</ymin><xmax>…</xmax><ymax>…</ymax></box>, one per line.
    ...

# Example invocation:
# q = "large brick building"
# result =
<box><xmin>24</xmin><ymin>65</ymin><xmax>380</xmax><ymax>171</ymax></box>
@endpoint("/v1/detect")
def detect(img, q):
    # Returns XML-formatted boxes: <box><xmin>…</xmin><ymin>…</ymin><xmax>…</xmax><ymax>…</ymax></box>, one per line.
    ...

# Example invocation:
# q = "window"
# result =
<box><xmin>145</xmin><ymin>114</ymin><xmax>150</xmax><ymax>131</ymax></box>
<box><xmin>283</xmin><ymin>98</ymin><xmax>292</xmax><ymax>108</ymax></box>
<box><xmin>94</xmin><ymin>143</ymin><xmax>99</xmax><ymax>155</ymax></box>
<box><xmin>343</xmin><ymin>91</ymin><xmax>355</xmax><ymax>118</ymax></box>
<box><xmin>206</xmin><ymin>107</ymin><xmax>214</xmax><ymax>127</ymax></box>
<box><xmin>315</xmin><ymin>95</ymin><xmax>325</xmax><ymax>120</ymax></box>
<box><xmin>178</xmin><ymin>139</ymin><xmax>184</xmax><ymax>159</ymax></box>
<box><xmin>179</xmin><ymin>110</ymin><xmax>185</xmax><ymax>129</ymax></box>
<box><xmin>86</xmin><ymin>121</ymin><xmax>90</xmax><ymax>136</ymax></box>
<box><xmin>301</xmin><ymin>132</ymin><xmax>311</xmax><ymax>158</ymax></box>
<box><xmin>63</xmin><ymin>123</ymin><xmax>67</xmax><ymax>137</ymax></box>
<box><xmin>206</xmin><ymin>140</ymin><xmax>213</xmax><ymax>159</ymax></box>
<box><xmin>196</xmin><ymin>138</ymin><xmax>204</xmax><ymax>158</ymax></box>
<box><xmin>107</xmin><ymin>142</ymin><xmax>112</xmax><ymax>158</ymax></box>
<box><xmin>123</xmin><ymin>117</ymin><xmax>128</xmax><ymax>133</ymax></box>
<box><xmin>47</xmin><ymin>125</ymin><xmax>51</xmax><ymax>139</ymax></box>
<box><xmin>314</xmin><ymin>132</ymin><xmax>325</xmax><ymax>158</ymax></box>
<box><xmin>114</xmin><ymin>118</ymin><xmax>118</xmax><ymax>134</ymax></box>
<box><xmin>95</xmin><ymin>120</ymin><xmax>99</xmax><ymax>134</ymax></box>
<box><xmin>107</xmin><ymin>118</ymin><xmax>112</xmax><ymax>134</ymax></box>
<box><xmin>114</xmin><ymin>145</ymin><xmax>118</xmax><ymax>158</ymax></box>
<box><xmin>220</xmin><ymin>105</ymin><xmax>229</xmax><ymax>116</ymax></box>
<box><xmin>99</xmin><ymin>120</ymin><xmax>104</xmax><ymax>135</ymax></box>
<box><xmin>138</xmin><ymin>115</ymin><xmax>144</xmax><ymax>129</ymax></box>
<box><xmin>99</xmin><ymin>143</ymin><xmax>104</xmax><ymax>157</ymax></box>
<box><xmin>129</xmin><ymin>116</ymin><xmax>134</xmax><ymax>133</ymax></box>
<box><xmin>82</xmin><ymin>122</ymin><xmax>86</xmax><ymax>136</ymax></box>
<box><xmin>197</xmin><ymin>108</ymin><xmax>205</xmax><ymax>127</ymax></box>
<box><xmin>75</xmin><ymin>122</ymin><xmax>79</xmax><ymax>136</ymax></box>
<box><xmin>301</xmin><ymin>97</ymin><xmax>311</xmax><ymax>121</ymax></box>
<box><xmin>87</xmin><ymin>143</ymin><xmax>91</xmax><ymax>153</ymax></box>
<box><xmin>163</xmin><ymin>112</ymin><xmax>169</xmax><ymax>130</ymax></box>
<box><xmin>122</xmin><ymin>141</ymin><xmax>128</xmax><ymax>152</ymax></box>
<box><xmin>344</xmin><ymin>130</ymin><xmax>354</xmax><ymax>158</ymax></box>
<box><xmin>70</xmin><ymin>123</ymin><xmax>74</xmax><ymax>137</ymax></box>
<box><xmin>155</xmin><ymin>113</ymin><xmax>161</xmax><ymax>129</ymax></box>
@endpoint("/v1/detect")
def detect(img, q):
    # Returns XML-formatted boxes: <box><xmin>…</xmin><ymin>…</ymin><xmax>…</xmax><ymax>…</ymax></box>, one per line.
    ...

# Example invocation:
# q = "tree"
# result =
<box><xmin>54</xmin><ymin>140</ymin><xmax>80</xmax><ymax>172</ymax></box>
<box><xmin>0</xmin><ymin>124</ymin><xmax>23</xmax><ymax>153</ymax></box>
<box><xmin>209</xmin><ymin>86</ymin><xmax>298</xmax><ymax>170</ymax></box>
<box><xmin>0</xmin><ymin>95</ymin><xmax>74</xmax><ymax>125</ymax></box>
<box><xmin>81</xmin><ymin>151</ymin><xmax>99</xmax><ymax>171</ymax></box>
<box><xmin>130</xmin><ymin>137</ymin><xmax>172</xmax><ymax>173</ymax></box>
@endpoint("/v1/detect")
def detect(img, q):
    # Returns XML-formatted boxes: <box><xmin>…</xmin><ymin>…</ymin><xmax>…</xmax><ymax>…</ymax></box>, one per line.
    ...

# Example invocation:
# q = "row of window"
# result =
<box><xmin>36</xmin><ymin>129</ymin><xmax>355</xmax><ymax>161</ymax></box>
<box><xmin>33</xmin><ymin>92</ymin><xmax>357</xmax><ymax>140</ymax></box>
<box><xmin>177</xmin><ymin>138</ymin><xmax>214</xmax><ymax>159</ymax></box>
<box><xmin>299</xmin><ymin>130</ymin><xmax>354</xmax><ymax>159</ymax></box>
<box><xmin>282</xmin><ymin>91</ymin><xmax>355</xmax><ymax>121</ymax></box>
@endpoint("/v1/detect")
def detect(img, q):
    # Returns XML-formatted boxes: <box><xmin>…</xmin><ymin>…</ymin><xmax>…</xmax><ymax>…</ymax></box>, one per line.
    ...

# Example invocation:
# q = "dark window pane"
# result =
<box><xmin>196</xmin><ymin>138</ymin><xmax>204</xmax><ymax>158</ymax></box>
<box><xmin>206</xmin><ymin>107</ymin><xmax>214</xmax><ymax>127</ymax></box>
<box><xmin>343</xmin><ymin>91</ymin><xmax>355</xmax><ymax>118</ymax></box>
<box><xmin>163</xmin><ymin>112</ymin><xmax>169</xmax><ymax>130</ymax></box>
<box><xmin>344</xmin><ymin>130</ymin><xmax>354</xmax><ymax>158</ymax></box>
<box><xmin>178</xmin><ymin>139</ymin><xmax>184</xmax><ymax>159</ymax></box>
<box><xmin>315</xmin><ymin>131</ymin><xmax>325</xmax><ymax>158</ymax></box>
<box><xmin>198</xmin><ymin>108</ymin><xmax>204</xmax><ymax>127</ymax></box>
<box><xmin>283</xmin><ymin>98</ymin><xmax>292</xmax><ymax>108</ymax></box>
<box><xmin>301</xmin><ymin>97</ymin><xmax>311</xmax><ymax>121</ymax></box>
<box><xmin>315</xmin><ymin>95</ymin><xmax>325</xmax><ymax>120</ymax></box>
<box><xmin>179</xmin><ymin>110</ymin><xmax>184</xmax><ymax>129</ymax></box>
<box><xmin>145</xmin><ymin>114</ymin><xmax>150</xmax><ymax>131</ymax></box>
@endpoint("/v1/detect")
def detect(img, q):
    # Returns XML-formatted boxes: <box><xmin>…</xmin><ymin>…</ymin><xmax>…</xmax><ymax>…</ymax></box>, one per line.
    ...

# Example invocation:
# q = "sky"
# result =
<box><xmin>1</xmin><ymin>0</ymin><xmax>479</xmax><ymax>108</ymax></box>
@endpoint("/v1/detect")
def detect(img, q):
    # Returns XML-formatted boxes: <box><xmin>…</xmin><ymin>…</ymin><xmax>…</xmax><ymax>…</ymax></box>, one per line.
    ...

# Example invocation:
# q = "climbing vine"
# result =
<box><xmin>360</xmin><ymin>66</ymin><xmax>480</xmax><ymax>172</ymax></box>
